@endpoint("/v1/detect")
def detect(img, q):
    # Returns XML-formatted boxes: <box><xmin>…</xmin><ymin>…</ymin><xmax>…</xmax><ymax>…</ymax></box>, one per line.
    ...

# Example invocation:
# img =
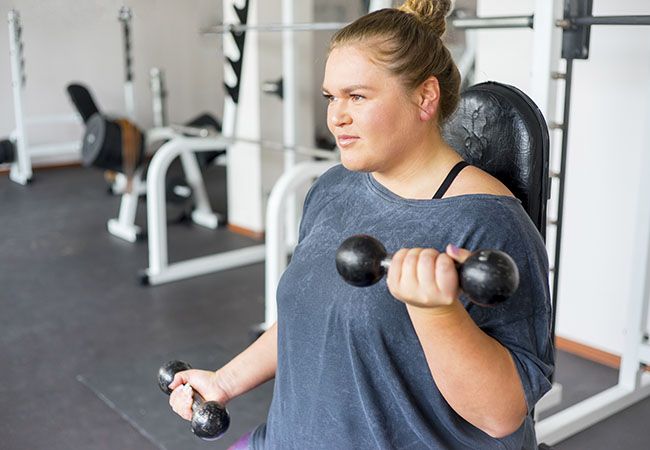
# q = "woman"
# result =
<box><xmin>169</xmin><ymin>1</ymin><xmax>554</xmax><ymax>448</ymax></box>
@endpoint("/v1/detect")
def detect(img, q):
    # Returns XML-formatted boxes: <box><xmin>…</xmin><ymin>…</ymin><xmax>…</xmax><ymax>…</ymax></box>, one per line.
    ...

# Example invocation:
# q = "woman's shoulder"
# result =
<box><xmin>310</xmin><ymin>163</ymin><xmax>359</xmax><ymax>194</ymax></box>
<box><xmin>445</xmin><ymin>164</ymin><xmax>514</xmax><ymax>198</ymax></box>
<box><xmin>304</xmin><ymin>164</ymin><xmax>354</xmax><ymax>207</ymax></box>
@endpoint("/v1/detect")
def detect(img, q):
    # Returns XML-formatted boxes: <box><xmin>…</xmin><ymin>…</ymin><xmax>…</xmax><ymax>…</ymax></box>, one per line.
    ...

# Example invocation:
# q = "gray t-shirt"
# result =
<box><xmin>252</xmin><ymin>165</ymin><xmax>554</xmax><ymax>449</ymax></box>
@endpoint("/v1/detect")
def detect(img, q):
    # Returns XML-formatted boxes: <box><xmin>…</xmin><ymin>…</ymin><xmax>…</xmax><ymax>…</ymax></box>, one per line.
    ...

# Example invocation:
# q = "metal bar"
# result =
<box><xmin>536</xmin><ymin>375</ymin><xmax>650</xmax><ymax>444</ymax></box>
<box><xmin>178</xmin><ymin>149</ymin><xmax>220</xmax><ymax>229</ymax></box>
<box><xmin>551</xmin><ymin>58</ymin><xmax>574</xmax><ymax>345</ymax></box>
<box><xmin>143</xmin><ymin>245</ymin><xmax>266</xmax><ymax>286</ymax></box>
<box><xmin>451</xmin><ymin>15</ymin><xmax>533</xmax><ymax>30</ymax></box>
<box><xmin>107</xmin><ymin>170</ymin><xmax>143</xmax><ymax>243</ymax></box>
<box><xmin>455</xmin><ymin>26</ymin><xmax>476</xmax><ymax>84</ymax></box>
<box><xmin>534</xmin><ymin>383</ymin><xmax>563</xmax><ymax>419</ymax></box>
<box><xmin>168</xmin><ymin>125</ymin><xmax>339</xmax><ymax>160</ymax></box>
<box><xmin>572</xmin><ymin>15</ymin><xmax>650</xmax><ymax>27</ymax></box>
<box><xmin>640</xmin><ymin>343</ymin><xmax>650</xmax><ymax>367</ymax></box>
<box><xmin>203</xmin><ymin>21</ymin><xmax>347</xmax><ymax>34</ymax></box>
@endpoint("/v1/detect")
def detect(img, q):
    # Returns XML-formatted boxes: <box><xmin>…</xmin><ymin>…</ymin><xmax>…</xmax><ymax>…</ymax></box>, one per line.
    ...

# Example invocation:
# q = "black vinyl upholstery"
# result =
<box><xmin>442</xmin><ymin>82</ymin><xmax>550</xmax><ymax>239</ymax></box>
<box><xmin>0</xmin><ymin>138</ymin><xmax>16</xmax><ymax>163</ymax></box>
<box><xmin>66</xmin><ymin>83</ymin><xmax>101</xmax><ymax>124</ymax></box>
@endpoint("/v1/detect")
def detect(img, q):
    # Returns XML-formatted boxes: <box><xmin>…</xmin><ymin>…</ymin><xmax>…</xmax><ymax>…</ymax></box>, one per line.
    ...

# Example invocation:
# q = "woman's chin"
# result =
<box><xmin>340</xmin><ymin>155</ymin><xmax>372</xmax><ymax>173</ymax></box>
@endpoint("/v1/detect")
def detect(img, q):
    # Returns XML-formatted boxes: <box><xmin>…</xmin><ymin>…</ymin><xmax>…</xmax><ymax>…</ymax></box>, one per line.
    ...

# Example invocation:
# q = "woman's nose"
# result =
<box><xmin>329</xmin><ymin>103</ymin><xmax>352</xmax><ymax>127</ymax></box>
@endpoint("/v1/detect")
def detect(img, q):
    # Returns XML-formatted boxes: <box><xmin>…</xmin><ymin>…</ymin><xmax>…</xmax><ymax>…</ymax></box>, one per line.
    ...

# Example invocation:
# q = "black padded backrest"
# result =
<box><xmin>185</xmin><ymin>112</ymin><xmax>222</xmax><ymax>132</ymax></box>
<box><xmin>442</xmin><ymin>81</ymin><xmax>550</xmax><ymax>239</ymax></box>
<box><xmin>66</xmin><ymin>83</ymin><xmax>101</xmax><ymax>124</ymax></box>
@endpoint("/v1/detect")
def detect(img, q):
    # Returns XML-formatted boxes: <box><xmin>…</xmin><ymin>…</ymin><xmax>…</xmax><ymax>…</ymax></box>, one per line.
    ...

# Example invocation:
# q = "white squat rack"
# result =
<box><xmin>5</xmin><ymin>10</ymin><xmax>81</xmax><ymax>185</ymax></box>
<box><xmin>104</xmin><ymin>6</ymin><xmax>222</xmax><ymax>243</ymax></box>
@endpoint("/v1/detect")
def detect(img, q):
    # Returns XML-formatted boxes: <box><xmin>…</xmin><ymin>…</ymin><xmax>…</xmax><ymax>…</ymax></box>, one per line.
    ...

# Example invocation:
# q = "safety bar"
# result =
<box><xmin>142</xmin><ymin>136</ymin><xmax>263</xmax><ymax>285</ymax></box>
<box><xmin>451</xmin><ymin>15</ymin><xmax>534</xmax><ymax>30</ymax></box>
<box><xmin>263</xmin><ymin>160</ymin><xmax>336</xmax><ymax>328</ymax></box>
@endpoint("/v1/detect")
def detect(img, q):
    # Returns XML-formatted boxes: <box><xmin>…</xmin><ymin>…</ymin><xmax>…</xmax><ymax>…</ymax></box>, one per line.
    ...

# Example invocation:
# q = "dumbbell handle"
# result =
<box><xmin>382</xmin><ymin>250</ymin><xmax>515</xmax><ymax>305</ymax></box>
<box><xmin>377</xmin><ymin>254</ymin><xmax>465</xmax><ymax>288</ymax></box>
<box><xmin>379</xmin><ymin>254</ymin><xmax>462</xmax><ymax>271</ymax></box>
<box><xmin>186</xmin><ymin>386</ymin><xmax>212</xmax><ymax>414</ymax></box>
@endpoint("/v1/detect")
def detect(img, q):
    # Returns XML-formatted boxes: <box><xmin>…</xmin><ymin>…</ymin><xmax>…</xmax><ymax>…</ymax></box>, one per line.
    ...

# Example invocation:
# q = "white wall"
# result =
<box><xmin>0</xmin><ymin>0</ymin><xmax>223</xmax><ymax>161</ymax></box>
<box><xmin>475</xmin><ymin>0</ymin><xmax>650</xmax><ymax>355</ymax></box>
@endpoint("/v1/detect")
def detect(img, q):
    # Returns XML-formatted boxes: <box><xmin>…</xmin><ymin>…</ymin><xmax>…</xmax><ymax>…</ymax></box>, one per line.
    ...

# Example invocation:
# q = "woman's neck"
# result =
<box><xmin>372</xmin><ymin>132</ymin><xmax>462</xmax><ymax>200</ymax></box>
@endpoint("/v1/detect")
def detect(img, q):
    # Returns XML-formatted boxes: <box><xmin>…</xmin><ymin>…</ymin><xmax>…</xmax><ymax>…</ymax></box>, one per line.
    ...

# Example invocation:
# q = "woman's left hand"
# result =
<box><xmin>386</xmin><ymin>244</ymin><xmax>472</xmax><ymax>310</ymax></box>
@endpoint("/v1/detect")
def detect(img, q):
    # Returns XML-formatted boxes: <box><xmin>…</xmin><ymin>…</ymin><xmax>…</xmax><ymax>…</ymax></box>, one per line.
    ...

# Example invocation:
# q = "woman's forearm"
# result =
<box><xmin>216</xmin><ymin>322</ymin><xmax>278</xmax><ymax>401</ymax></box>
<box><xmin>407</xmin><ymin>301</ymin><xmax>527</xmax><ymax>438</ymax></box>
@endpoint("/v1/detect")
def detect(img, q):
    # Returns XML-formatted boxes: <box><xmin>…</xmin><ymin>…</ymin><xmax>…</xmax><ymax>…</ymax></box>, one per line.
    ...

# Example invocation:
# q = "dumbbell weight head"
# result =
<box><xmin>157</xmin><ymin>360</ymin><xmax>230</xmax><ymax>441</ymax></box>
<box><xmin>190</xmin><ymin>401</ymin><xmax>231</xmax><ymax>441</ymax></box>
<box><xmin>459</xmin><ymin>250</ymin><xmax>519</xmax><ymax>306</ymax></box>
<box><xmin>82</xmin><ymin>113</ymin><xmax>145</xmax><ymax>173</ymax></box>
<box><xmin>157</xmin><ymin>360</ymin><xmax>192</xmax><ymax>395</ymax></box>
<box><xmin>335</xmin><ymin>234</ymin><xmax>387</xmax><ymax>287</ymax></box>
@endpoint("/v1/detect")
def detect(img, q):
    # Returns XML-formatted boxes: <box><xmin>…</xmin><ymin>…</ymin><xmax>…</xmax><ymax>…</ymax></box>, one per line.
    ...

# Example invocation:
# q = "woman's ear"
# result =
<box><xmin>418</xmin><ymin>76</ymin><xmax>440</xmax><ymax>122</ymax></box>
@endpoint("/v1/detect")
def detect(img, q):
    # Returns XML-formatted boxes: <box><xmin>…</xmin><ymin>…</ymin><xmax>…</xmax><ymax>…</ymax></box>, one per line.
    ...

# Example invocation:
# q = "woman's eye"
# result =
<box><xmin>351</xmin><ymin>94</ymin><xmax>364</xmax><ymax>102</ymax></box>
<box><xmin>322</xmin><ymin>94</ymin><xmax>334</xmax><ymax>103</ymax></box>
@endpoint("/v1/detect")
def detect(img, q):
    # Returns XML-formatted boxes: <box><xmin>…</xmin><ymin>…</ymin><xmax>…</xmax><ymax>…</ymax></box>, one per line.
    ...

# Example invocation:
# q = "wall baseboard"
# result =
<box><xmin>227</xmin><ymin>223</ymin><xmax>264</xmax><ymax>241</ymax></box>
<box><xmin>556</xmin><ymin>336</ymin><xmax>649</xmax><ymax>372</ymax></box>
<box><xmin>0</xmin><ymin>161</ymin><xmax>81</xmax><ymax>175</ymax></box>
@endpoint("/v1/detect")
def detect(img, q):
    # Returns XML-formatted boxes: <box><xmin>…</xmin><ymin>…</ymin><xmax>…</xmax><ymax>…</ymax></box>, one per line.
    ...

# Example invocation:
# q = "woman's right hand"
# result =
<box><xmin>168</xmin><ymin>369</ymin><xmax>231</xmax><ymax>421</ymax></box>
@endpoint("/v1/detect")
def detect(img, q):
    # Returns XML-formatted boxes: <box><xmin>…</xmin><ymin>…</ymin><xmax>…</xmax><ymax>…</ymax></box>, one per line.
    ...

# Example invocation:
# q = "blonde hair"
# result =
<box><xmin>330</xmin><ymin>0</ymin><xmax>460</xmax><ymax>124</ymax></box>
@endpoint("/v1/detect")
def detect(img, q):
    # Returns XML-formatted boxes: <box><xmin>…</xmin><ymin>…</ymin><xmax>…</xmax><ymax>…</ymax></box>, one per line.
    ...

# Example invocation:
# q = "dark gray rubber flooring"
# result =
<box><xmin>1</xmin><ymin>166</ymin><xmax>648</xmax><ymax>450</ymax></box>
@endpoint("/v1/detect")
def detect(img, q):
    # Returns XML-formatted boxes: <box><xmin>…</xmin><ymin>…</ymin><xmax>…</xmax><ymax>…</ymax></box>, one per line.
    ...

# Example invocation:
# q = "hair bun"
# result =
<box><xmin>398</xmin><ymin>0</ymin><xmax>452</xmax><ymax>38</ymax></box>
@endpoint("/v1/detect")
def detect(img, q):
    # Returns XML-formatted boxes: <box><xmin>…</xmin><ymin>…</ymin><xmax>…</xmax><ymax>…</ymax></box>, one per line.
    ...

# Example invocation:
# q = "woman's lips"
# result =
<box><xmin>337</xmin><ymin>135</ymin><xmax>360</xmax><ymax>147</ymax></box>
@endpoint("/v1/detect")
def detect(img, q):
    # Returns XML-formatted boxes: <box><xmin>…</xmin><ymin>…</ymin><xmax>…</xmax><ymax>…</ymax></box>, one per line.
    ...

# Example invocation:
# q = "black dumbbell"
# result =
<box><xmin>157</xmin><ymin>360</ymin><xmax>230</xmax><ymax>441</ymax></box>
<box><xmin>335</xmin><ymin>234</ymin><xmax>519</xmax><ymax>306</ymax></box>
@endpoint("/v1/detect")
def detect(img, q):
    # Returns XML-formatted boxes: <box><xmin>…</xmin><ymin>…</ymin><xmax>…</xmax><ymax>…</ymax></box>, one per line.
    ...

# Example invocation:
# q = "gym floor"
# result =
<box><xmin>1</xmin><ymin>166</ymin><xmax>649</xmax><ymax>450</ymax></box>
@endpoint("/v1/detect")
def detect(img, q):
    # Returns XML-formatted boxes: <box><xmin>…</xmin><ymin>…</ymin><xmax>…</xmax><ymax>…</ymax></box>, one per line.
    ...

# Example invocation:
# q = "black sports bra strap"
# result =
<box><xmin>432</xmin><ymin>161</ymin><xmax>470</xmax><ymax>199</ymax></box>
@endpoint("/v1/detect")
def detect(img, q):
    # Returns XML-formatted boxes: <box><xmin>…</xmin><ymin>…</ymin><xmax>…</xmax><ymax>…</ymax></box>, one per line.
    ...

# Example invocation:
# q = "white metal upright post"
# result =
<box><xmin>528</xmin><ymin>0</ymin><xmax>565</xmax><ymax>420</ymax></box>
<box><xmin>224</xmin><ymin>0</ymin><xmax>265</xmax><ymax>233</ymax></box>
<box><xmin>150</xmin><ymin>68</ymin><xmax>167</xmax><ymax>128</ymax></box>
<box><xmin>7</xmin><ymin>10</ymin><xmax>32</xmax><ymax>185</ymax></box>
<box><xmin>119</xmin><ymin>6</ymin><xmax>136</xmax><ymax>121</ymax></box>
<box><xmin>530</xmin><ymin>0</ymin><xmax>563</xmax><ymax>122</ymax></box>
<box><xmin>107</xmin><ymin>169</ymin><xmax>143</xmax><ymax>242</ymax></box>
<box><xmin>282</xmin><ymin>0</ymin><xmax>298</xmax><ymax>248</ymax></box>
